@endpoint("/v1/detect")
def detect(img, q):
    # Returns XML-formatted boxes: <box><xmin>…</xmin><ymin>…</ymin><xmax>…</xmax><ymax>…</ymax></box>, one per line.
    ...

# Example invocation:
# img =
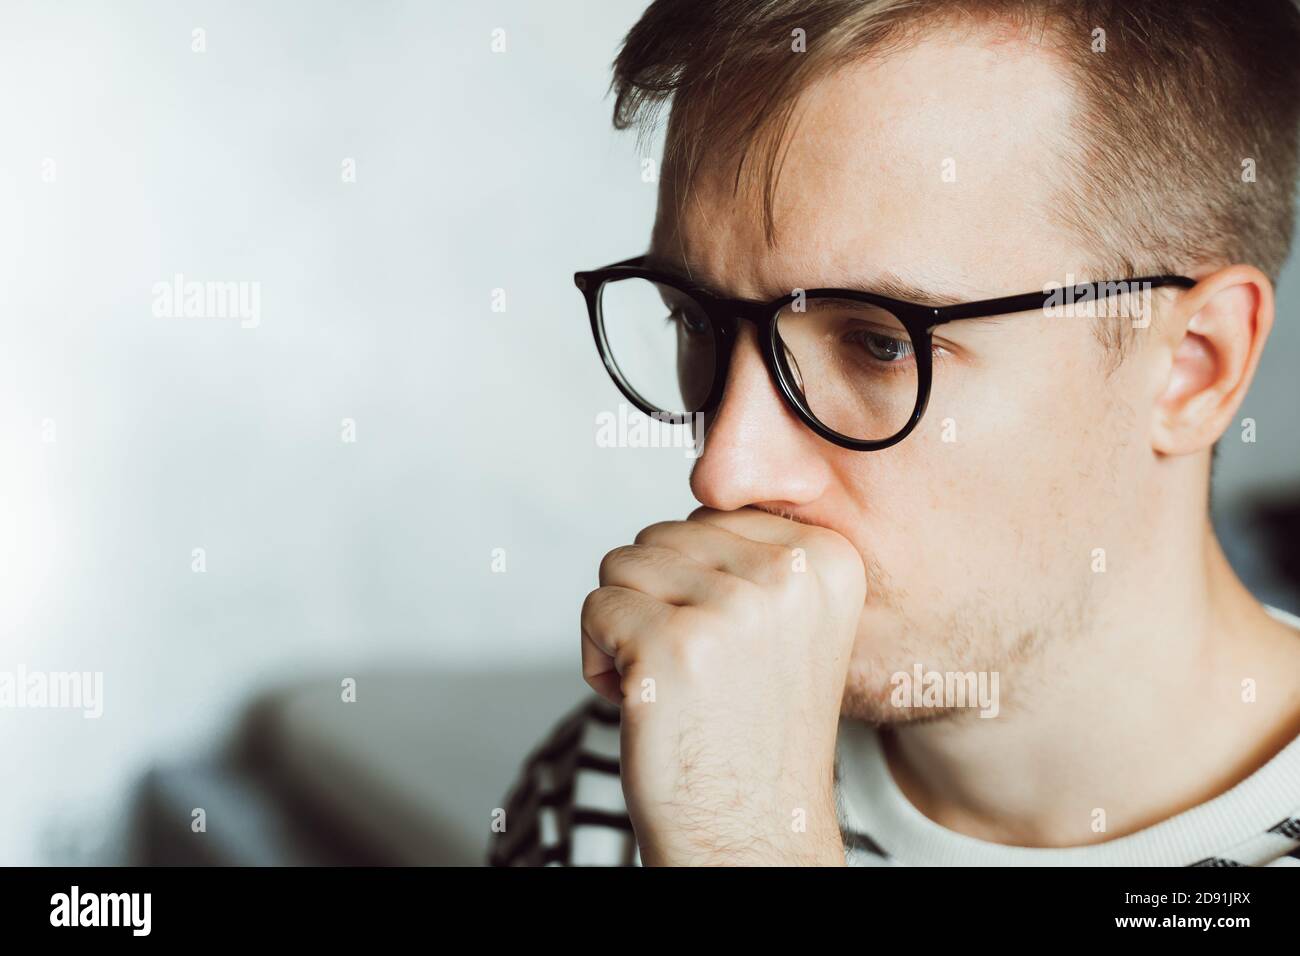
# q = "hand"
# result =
<box><xmin>580</xmin><ymin>506</ymin><xmax>867</xmax><ymax>866</ymax></box>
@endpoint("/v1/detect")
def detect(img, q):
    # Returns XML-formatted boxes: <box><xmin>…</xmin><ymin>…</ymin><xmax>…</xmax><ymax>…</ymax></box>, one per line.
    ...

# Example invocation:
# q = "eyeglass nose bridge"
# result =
<box><xmin>700</xmin><ymin>299</ymin><xmax>779</xmax><ymax>377</ymax></box>
<box><xmin>702</xmin><ymin>296</ymin><xmax>778</xmax><ymax>341</ymax></box>
<box><xmin>697</xmin><ymin>298</ymin><xmax>799</xmax><ymax>416</ymax></box>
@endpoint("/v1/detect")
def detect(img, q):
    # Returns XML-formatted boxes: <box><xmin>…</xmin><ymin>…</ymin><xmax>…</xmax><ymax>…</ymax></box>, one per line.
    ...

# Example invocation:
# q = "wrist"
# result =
<box><xmin>638</xmin><ymin>810</ymin><xmax>846</xmax><ymax>866</ymax></box>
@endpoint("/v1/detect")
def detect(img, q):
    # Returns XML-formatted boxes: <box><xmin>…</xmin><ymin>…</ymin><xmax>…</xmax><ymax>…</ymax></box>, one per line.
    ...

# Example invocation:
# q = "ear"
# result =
<box><xmin>1151</xmin><ymin>265</ymin><xmax>1273</xmax><ymax>457</ymax></box>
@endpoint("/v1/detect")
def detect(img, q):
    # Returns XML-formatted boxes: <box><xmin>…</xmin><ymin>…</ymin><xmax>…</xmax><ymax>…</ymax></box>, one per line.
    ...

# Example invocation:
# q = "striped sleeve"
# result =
<box><xmin>489</xmin><ymin>695</ymin><xmax>640</xmax><ymax>866</ymax></box>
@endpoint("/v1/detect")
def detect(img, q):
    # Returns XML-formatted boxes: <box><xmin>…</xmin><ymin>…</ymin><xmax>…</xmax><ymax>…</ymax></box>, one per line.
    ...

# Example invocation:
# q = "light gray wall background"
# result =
<box><xmin>0</xmin><ymin>1</ymin><xmax>1295</xmax><ymax>864</ymax></box>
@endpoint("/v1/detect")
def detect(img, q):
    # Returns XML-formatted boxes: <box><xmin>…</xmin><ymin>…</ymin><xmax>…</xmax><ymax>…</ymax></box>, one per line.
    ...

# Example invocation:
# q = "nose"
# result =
<box><xmin>689</xmin><ymin>322</ymin><xmax>834</xmax><ymax>512</ymax></box>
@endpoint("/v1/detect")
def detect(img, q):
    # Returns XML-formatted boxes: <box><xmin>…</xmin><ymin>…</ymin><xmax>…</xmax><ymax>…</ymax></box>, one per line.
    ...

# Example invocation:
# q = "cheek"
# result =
<box><xmin>835</xmin><ymin>338</ymin><xmax>1128</xmax><ymax>602</ymax></box>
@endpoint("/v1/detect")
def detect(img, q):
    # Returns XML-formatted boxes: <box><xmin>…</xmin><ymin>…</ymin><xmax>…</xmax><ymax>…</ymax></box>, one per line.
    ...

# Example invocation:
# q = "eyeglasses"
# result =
<box><xmin>575</xmin><ymin>256</ymin><xmax>1196</xmax><ymax>451</ymax></box>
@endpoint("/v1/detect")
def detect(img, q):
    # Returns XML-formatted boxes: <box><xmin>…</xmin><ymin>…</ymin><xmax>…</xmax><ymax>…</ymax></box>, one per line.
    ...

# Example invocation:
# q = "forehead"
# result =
<box><xmin>651</xmin><ymin>29</ymin><xmax>1087</xmax><ymax>302</ymax></box>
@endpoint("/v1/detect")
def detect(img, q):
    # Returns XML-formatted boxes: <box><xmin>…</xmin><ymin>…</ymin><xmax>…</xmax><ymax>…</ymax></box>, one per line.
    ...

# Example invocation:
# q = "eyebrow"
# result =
<box><xmin>642</xmin><ymin>251</ymin><xmax>969</xmax><ymax>310</ymax></box>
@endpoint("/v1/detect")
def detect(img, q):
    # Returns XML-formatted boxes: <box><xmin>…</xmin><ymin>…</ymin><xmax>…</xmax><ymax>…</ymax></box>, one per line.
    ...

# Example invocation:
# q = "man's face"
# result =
<box><xmin>652</xmin><ymin>31</ymin><xmax>1168</xmax><ymax>722</ymax></box>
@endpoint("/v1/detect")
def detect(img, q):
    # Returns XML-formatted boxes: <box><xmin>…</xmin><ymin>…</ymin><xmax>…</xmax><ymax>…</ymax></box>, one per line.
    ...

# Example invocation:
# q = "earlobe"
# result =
<box><xmin>1151</xmin><ymin>266</ymin><xmax>1272</xmax><ymax>457</ymax></box>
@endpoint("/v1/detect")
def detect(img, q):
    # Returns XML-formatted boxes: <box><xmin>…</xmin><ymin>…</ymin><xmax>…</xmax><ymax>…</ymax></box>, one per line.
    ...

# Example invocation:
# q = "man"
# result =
<box><xmin>492</xmin><ymin>0</ymin><xmax>1300</xmax><ymax>866</ymax></box>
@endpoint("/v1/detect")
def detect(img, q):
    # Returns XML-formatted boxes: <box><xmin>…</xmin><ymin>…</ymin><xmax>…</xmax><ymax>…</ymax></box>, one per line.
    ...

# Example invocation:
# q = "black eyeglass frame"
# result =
<box><xmin>575</xmin><ymin>255</ymin><xmax>1196</xmax><ymax>451</ymax></box>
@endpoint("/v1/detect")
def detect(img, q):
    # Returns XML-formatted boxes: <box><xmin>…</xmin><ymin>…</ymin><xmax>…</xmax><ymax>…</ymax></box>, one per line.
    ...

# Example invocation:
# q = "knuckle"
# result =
<box><xmin>598</xmin><ymin>544</ymin><xmax>639</xmax><ymax>583</ymax></box>
<box><xmin>582</xmin><ymin>585</ymin><xmax>645</xmax><ymax>639</ymax></box>
<box><xmin>633</xmin><ymin>520</ymin><xmax>683</xmax><ymax>547</ymax></box>
<box><xmin>580</xmin><ymin>586</ymin><xmax>606</xmax><ymax>623</ymax></box>
<box><xmin>715</xmin><ymin>569</ymin><xmax>763</xmax><ymax>606</ymax></box>
<box><xmin>754</xmin><ymin>542</ymin><xmax>798</xmax><ymax>582</ymax></box>
<box><xmin>802</xmin><ymin>526</ymin><xmax>861</xmax><ymax>569</ymax></box>
<box><xmin>799</xmin><ymin>531</ymin><xmax>866</xmax><ymax>601</ymax></box>
<box><xmin>737</xmin><ymin>542</ymin><xmax>804</xmax><ymax>598</ymax></box>
<box><xmin>664</xmin><ymin>611</ymin><xmax>727</xmax><ymax>677</ymax></box>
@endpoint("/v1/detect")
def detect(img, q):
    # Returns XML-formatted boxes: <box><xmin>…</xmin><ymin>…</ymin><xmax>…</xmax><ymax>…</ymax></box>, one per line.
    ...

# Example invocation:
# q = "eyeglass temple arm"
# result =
<box><xmin>935</xmin><ymin>275</ymin><xmax>1197</xmax><ymax>323</ymax></box>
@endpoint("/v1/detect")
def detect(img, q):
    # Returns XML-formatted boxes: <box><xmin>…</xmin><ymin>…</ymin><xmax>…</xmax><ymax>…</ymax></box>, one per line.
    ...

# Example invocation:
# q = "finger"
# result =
<box><xmin>687</xmin><ymin>505</ymin><xmax>807</xmax><ymax>548</ymax></box>
<box><xmin>598</xmin><ymin>543</ymin><xmax>728</xmax><ymax>606</ymax></box>
<box><xmin>634</xmin><ymin>518</ymin><xmax>785</xmax><ymax>581</ymax></box>
<box><xmin>582</xmin><ymin>585</ymin><xmax>675</xmax><ymax>657</ymax></box>
<box><xmin>580</xmin><ymin>585</ymin><xmax>673</xmax><ymax>702</ymax></box>
<box><xmin>581</xmin><ymin>629</ymin><xmax>622</xmax><ymax>705</ymax></box>
<box><xmin>689</xmin><ymin>506</ymin><xmax>866</xmax><ymax>594</ymax></box>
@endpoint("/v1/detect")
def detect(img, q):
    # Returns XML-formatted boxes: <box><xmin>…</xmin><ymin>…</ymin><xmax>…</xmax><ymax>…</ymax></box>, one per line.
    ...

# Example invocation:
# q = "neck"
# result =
<box><xmin>883</xmin><ymin>485</ymin><xmax>1300</xmax><ymax>848</ymax></box>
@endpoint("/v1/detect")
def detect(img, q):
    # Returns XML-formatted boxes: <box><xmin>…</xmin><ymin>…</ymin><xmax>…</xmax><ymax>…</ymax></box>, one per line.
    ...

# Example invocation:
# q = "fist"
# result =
<box><xmin>580</xmin><ymin>506</ymin><xmax>867</xmax><ymax>865</ymax></box>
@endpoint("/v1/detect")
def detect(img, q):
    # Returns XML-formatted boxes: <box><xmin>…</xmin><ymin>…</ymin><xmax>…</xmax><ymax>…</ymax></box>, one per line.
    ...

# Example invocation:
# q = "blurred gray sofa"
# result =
<box><xmin>129</xmin><ymin>667</ymin><xmax>587</xmax><ymax>865</ymax></box>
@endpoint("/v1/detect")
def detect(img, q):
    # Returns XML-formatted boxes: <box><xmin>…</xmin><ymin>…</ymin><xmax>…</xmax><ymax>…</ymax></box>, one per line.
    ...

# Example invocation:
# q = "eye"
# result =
<box><xmin>668</xmin><ymin>306</ymin><xmax>710</xmax><ymax>336</ymax></box>
<box><xmin>849</xmin><ymin>328</ymin><xmax>914</xmax><ymax>363</ymax></box>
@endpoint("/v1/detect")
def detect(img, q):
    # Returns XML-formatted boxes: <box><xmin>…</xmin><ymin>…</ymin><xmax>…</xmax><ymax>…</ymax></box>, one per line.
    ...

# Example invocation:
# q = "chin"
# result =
<box><xmin>838</xmin><ymin>668</ymin><xmax>956</xmax><ymax>725</ymax></box>
<box><xmin>839</xmin><ymin>622</ymin><xmax>1003</xmax><ymax>726</ymax></box>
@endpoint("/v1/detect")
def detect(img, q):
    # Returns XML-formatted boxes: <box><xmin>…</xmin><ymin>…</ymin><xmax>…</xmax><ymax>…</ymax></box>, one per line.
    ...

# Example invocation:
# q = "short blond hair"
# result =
<box><xmin>613</xmin><ymin>0</ymin><xmax>1300</xmax><ymax>288</ymax></box>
